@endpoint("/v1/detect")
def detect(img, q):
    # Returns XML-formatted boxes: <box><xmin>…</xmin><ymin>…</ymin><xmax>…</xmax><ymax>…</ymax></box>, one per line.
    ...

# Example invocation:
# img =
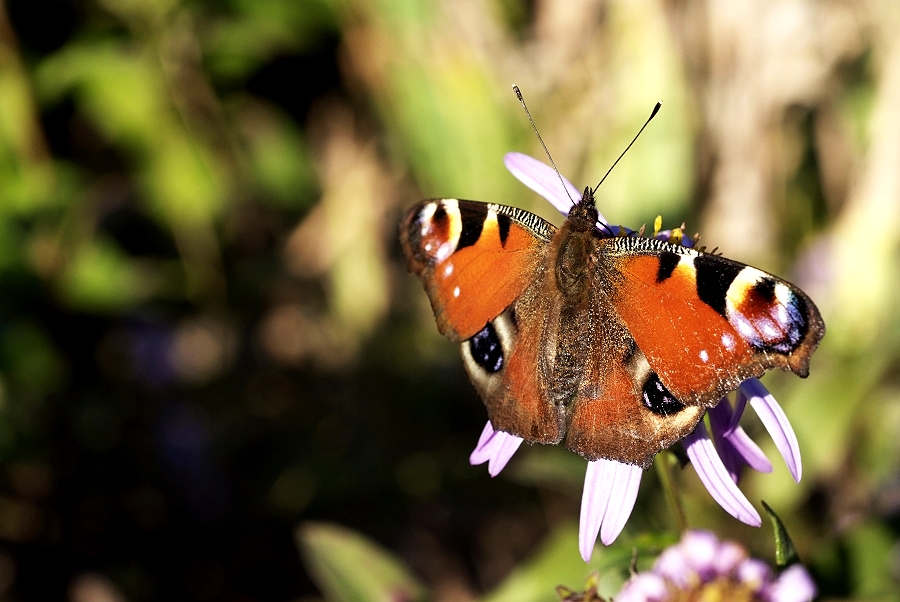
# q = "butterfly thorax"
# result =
<box><xmin>555</xmin><ymin>188</ymin><xmax>601</xmax><ymax>301</ymax></box>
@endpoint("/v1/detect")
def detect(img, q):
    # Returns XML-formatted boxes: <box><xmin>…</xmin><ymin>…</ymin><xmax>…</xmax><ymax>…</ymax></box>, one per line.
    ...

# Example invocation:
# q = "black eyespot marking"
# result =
<box><xmin>753</xmin><ymin>277</ymin><xmax>777</xmax><ymax>302</ymax></box>
<box><xmin>695</xmin><ymin>256</ymin><xmax>743</xmax><ymax>317</ymax></box>
<box><xmin>497</xmin><ymin>213</ymin><xmax>511</xmax><ymax>247</ymax></box>
<box><xmin>469</xmin><ymin>323</ymin><xmax>503</xmax><ymax>374</ymax></box>
<box><xmin>656</xmin><ymin>251</ymin><xmax>680</xmax><ymax>283</ymax></box>
<box><xmin>456</xmin><ymin>203</ymin><xmax>488</xmax><ymax>251</ymax></box>
<box><xmin>642</xmin><ymin>373</ymin><xmax>685</xmax><ymax>416</ymax></box>
<box><xmin>782</xmin><ymin>293</ymin><xmax>809</xmax><ymax>349</ymax></box>
<box><xmin>433</xmin><ymin>203</ymin><xmax>447</xmax><ymax>225</ymax></box>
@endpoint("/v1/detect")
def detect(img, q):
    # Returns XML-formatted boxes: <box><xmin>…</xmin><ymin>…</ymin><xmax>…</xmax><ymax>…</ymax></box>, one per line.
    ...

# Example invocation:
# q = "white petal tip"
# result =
<box><xmin>599</xmin><ymin>531</ymin><xmax>620</xmax><ymax>546</ymax></box>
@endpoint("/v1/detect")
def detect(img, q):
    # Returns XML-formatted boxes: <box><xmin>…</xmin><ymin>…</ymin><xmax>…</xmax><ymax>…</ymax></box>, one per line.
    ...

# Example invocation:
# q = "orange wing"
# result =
<box><xmin>400</xmin><ymin>198</ymin><xmax>570</xmax><ymax>445</ymax></box>
<box><xmin>400</xmin><ymin>199</ymin><xmax>555</xmax><ymax>341</ymax></box>
<box><xmin>601</xmin><ymin>237</ymin><xmax>824</xmax><ymax>406</ymax></box>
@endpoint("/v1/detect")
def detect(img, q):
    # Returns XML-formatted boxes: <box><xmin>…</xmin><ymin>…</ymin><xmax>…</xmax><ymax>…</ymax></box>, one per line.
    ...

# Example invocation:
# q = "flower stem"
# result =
<box><xmin>655</xmin><ymin>451</ymin><xmax>688</xmax><ymax>533</ymax></box>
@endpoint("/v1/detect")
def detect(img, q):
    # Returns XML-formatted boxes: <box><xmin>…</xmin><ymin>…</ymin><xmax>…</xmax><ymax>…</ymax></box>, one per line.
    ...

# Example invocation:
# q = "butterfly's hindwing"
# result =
<box><xmin>566</xmin><ymin>313</ymin><xmax>705</xmax><ymax>468</ymax></box>
<box><xmin>461</xmin><ymin>290</ymin><xmax>569</xmax><ymax>445</ymax></box>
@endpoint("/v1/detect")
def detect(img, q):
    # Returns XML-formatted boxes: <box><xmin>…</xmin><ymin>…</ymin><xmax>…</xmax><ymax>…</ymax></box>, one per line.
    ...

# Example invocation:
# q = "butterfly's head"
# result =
<box><xmin>566</xmin><ymin>187</ymin><xmax>599</xmax><ymax>233</ymax></box>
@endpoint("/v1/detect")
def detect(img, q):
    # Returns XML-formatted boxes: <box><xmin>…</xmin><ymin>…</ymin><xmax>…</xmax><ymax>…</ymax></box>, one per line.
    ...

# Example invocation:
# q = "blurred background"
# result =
<box><xmin>0</xmin><ymin>0</ymin><xmax>897</xmax><ymax>600</ymax></box>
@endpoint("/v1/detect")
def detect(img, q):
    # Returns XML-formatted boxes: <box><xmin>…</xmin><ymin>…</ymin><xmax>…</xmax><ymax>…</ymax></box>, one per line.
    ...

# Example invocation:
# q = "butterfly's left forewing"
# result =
<box><xmin>565</xmin><ymin>235</ymin><xmax>824</xmax><ymax>467</ymax></box>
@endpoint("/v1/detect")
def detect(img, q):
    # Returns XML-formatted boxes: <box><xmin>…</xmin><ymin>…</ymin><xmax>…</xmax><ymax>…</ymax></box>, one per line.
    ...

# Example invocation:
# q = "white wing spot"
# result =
<box><xmin>734</xmin><ymin>317</ymin><xmax>756</xmax><ymax>340</ymax></box>
<box><xmin>453</xmin><ymin>286</ymin><xmax>460</xmax><ymax>298</ymax></box>
<box><xmin>699</xmin><ymin>349</ymin><xmax>709</xmax><ymax>363</ymax></box>
<box><xmin>444</xmin><ymin>264</ymin><xmax>453</xmax><ymax>277</ymax></box>
<box><xmin>774</xmin><ymin>282</ymin><xmax>794</xmax><ymax>305</ymax></box>
<box><xmin>721</xmin><ymin>333</ymin><xmax>735</xmax><ymax>351</ymax></box>
<box><xmin>435</xmin><ymin>242</ymin><xmax>455</xmax><ymax>262</ymax></box>
<box><xmin>760</xmin><ymin>320</ymin><xmax>781</xmax><ymax>339</ymax></box>
<box><xmin>775</xmin><ymin>304</ymin><xmax>788</xmax><ymax>325</ymax></box>
<box><xmin>419</xmin><ymin>202</ymin><xmax>437</xmax><ymax>236</ymax></box>
<box><xmin>424</xmin><ymin>243</ymin><xmax>432</xmax><ymax>252</ymax></box>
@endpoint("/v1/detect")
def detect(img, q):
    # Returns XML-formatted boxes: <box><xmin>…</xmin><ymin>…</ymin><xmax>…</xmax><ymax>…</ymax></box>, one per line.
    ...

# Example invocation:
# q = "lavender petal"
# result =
<box><xmin>599</xmin><ymin>461</ymin><xmax>642</xmax><ymax>545</ymax></box>
<box><xmin>736</xmin><ymin>558</ymin><xmax>773</xmax><ymax>586</ymax></box>
<box><xmin>684</xmin><ymin>422</ymin><xmax>762</xmax><ymax>526</ymax></box>
<box><xmin>712</xmin><ymin>540</ymin><xmax>748</xmax><ymax>576</ymax></box>
<box><xmin>708</xmin><ymin>403</ymin><xmax>745</xmax><ymax>482</ymax></box>
<box><xmin>488</xmin><ymin>431</ymin><xmax>523</xmax><ymax>477</ymax></box>
<box><xmin>680</xmin><ymin>530</ymin><xmax>719</xmax><ymax>579</ymax></box>
<box><xmin>469</xmin><ymin>421</ymin><xmax>523</xmax><ymax>476</ymax></box>
<box><xmin>654</xmin><ymin>545</ymin><xmax>693</xmax><ymax>587</ymax></box>
<box><xmin>709</xmin><ymin>400</ymin><xmax>737</xmax><ymax>436</ymax></box>
<box><xmin>503</xmin><ymin>152</ymin><xmax>582</xmax><ymax>215</ymax></box>
<box><xmin>731</xmin><ymin>386</ymin><xmax>750</xmax><ymax>431</ymax></box>
<box><xmin>762</xmin><ymin>564</ymin><xmax>817</xmax><ymax>602</ymax></box>
<box><xmin>615</xmin><ymin>574</ymin><xmax>669</xmax><ymax>602</ymax></box>
<box><xmin>710</xmin><ymin>398</ymin><xmax>773</xmax><ymax>479</ymax></box>
<box><xmin>743</xmin><ymin>378</ymin><xmax>802</xmax><ymax>482</ymax></box>
<box><xmin>579</xmin><ymin>459</ymin><xmax>616</xmax><ymax>562</ymax></box>
<box><xmin>725</xmin><ymin>426</ymin><xmax>773</xmax><ymax>474</ymax></box>
<box><xmin>469</xmin><ymin>421</ymin><xmax>501</xmax><ymax>466</ymax></box>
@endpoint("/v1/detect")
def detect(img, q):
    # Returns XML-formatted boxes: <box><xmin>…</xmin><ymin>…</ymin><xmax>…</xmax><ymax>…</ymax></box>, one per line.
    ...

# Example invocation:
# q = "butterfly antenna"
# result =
<box><xmin>591</xmin><ymin>101</ymin><xmax>662</xmax><ymax>195</ymax></box>
<box><xmin>513</xmin><ymin>85</ymin><xmax>577</xmax><ymax>205</ymax></box>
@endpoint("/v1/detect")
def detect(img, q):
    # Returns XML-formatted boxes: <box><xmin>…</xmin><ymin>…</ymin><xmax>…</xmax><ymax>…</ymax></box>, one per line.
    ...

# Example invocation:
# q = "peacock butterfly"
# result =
<box><xmin>400</xmin><ymin>171</ymin><xmax>824</xmax><ymax>470</ymax></box>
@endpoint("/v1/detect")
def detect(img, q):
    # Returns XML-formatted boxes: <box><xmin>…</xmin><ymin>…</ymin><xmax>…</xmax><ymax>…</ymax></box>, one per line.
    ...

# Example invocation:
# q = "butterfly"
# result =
<box><xmin>399</xmin><ymin>185</ymin><xmax>824</xmax><ymax>469</ymax></box>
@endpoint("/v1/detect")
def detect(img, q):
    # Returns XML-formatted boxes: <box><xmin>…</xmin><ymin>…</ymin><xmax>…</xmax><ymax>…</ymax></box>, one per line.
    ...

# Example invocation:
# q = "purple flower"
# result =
<box><xmin>616</xmin><ymin>530</ymin><xmax>816</xmax><ymax>602</ymax></box>
<box><xmin>469</xmin><ymin>153</ymin><xmax>807</xmax><ymax>561</ymax></box>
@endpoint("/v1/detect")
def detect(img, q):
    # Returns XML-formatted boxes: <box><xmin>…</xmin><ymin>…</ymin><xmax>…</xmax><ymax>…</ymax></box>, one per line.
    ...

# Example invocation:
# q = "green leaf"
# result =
<box><xmin>843</xmin><ymin>520</ymin><xmax>898</xmax><ymax>598</ymax></box>
<box><xmin>59</xmin><ymin>239</ymin><xmax>144</xmax><ymax>312</ymax></box>
<box><xmin>296</xmin><ymin>522</ymin><xmax>427</xmax><ymax>602</ymax></box>
<box><xmin>481</xmin><ymin>523</ymin><xmax>600</xmax><ymax>602</ymax></box>
<box><xmin>761</xmin><ymin>500</ymin><xmax>800</xmax><ymax>568</ymax></box>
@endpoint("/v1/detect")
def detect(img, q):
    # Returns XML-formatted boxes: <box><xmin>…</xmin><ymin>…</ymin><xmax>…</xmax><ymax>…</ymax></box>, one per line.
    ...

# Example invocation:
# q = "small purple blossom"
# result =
<box><xmin>616</xmin><ymin>530</ymin><xmax>816</xmax><ymax>602</ymax></box>
<box><xmin>471</xmin><ymin>154</ymin><xmax>808</xmax><ymax>561</ymax></box>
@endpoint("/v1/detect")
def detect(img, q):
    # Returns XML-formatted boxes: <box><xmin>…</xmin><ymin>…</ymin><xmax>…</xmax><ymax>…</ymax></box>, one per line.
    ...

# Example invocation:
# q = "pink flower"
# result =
<box><xmin>469</xmin><ymin>153</ymin><xmax>806</xmax><ymax>562</ymax></box>
<box><xmin>616</xmin><ymin>530</ymin><xmax>816</xmax><ymax>602</ymax></box>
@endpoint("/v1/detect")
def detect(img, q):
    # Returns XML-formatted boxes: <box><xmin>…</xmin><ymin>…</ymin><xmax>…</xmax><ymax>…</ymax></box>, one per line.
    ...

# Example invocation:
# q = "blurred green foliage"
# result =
<box><xmin>0</xmin><ymin>0</ymin><xmax>895</xmax><ymax>600</ymax></box>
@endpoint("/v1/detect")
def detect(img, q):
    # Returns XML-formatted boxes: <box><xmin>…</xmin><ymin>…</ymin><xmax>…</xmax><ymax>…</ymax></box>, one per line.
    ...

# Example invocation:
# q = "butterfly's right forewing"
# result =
<box><xmin>400</xmin><ymin>199</ymin><xmax>554</xmax><ymax>342</ymax></box>
<box><xmin>402</xmin><ymin>199</ymin><xmax>569</xmax><ymax>444</ymax></box>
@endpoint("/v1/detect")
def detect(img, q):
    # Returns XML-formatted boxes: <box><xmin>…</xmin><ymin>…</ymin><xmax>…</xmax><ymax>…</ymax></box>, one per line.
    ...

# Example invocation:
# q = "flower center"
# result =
<box><xmin>667</xmin><ymin>576</ymin><xmax>761</xmax><ymax>602</ymax></box>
